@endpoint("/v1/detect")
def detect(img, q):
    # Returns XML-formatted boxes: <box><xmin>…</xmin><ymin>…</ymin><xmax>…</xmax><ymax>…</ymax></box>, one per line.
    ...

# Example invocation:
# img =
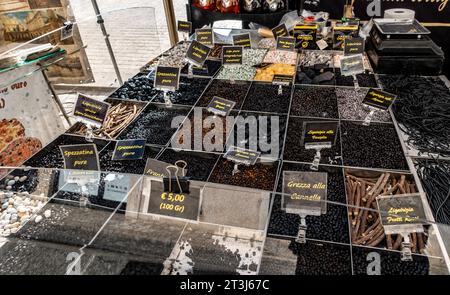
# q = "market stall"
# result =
<box><xmin>1</xmin><ymin>5</ymin><xmax>450</xmax><ymax>276</ymax></box>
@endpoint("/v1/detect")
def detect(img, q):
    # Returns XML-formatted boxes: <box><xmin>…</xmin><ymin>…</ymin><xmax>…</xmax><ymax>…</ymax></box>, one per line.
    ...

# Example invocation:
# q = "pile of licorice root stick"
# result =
<box><xmin>416</xmin><ymin>159</ymin><xmax>450</xmax><ymax>225</ymax></box>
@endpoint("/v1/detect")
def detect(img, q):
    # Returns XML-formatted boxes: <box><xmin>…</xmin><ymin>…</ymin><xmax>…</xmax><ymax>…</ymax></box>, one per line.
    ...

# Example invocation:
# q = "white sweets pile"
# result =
<box><xmin>0</xmin><ymin>191</ymin><xmax>49</xmax><ymax>237</ymax></box>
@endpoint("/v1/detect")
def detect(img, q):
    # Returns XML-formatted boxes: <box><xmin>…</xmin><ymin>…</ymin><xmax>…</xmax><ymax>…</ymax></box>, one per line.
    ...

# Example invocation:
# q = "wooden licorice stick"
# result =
<box><xmin>367</xmin><ymin>173</ymin><xmax>385</xmax><ymax>197</ymax></box>
<box><xmin>405</xmin><ymin>180</ymin><xmax>411</xmax><ymax>194</ymax></box>
<box><xmin>354</xmin><ymin>223</ymin><xmax>384</xmax><ymax>245</ymax></box>
<box><xmin>399</xmin><ymin>174</ymin><xmax>405</xmax><ymax>187</ymax></box>
<box><xmin>386</xmin><ymin>234</ymin><xmax>393</xmax><ymax>249</ymax></box>
<box><xmin>368</xmin><ymin>230</ymin><xmax>385</xmax><ymax>247</ymax></box>
<box><xmin>417</xmin><ymin>233</ymin><xmax>426</xmax><ymax>253</ymax></box>
<box><xmin>354</xmin><ymin>181</ymin><xmax>361</xmax><ymax>217</ymax></box>
<box><xmin>360</xmin><ymin>174</ymin><xmax>389</xmax><ymax>235</ymax></box>
<box><xmin>411</xmin><ymin>232</ymin><xmax>417</xmax><ymax>253</ymax></box>
<box><xmin>393</xmin><ymin>234</ymin><xmax>403</xmax><ymax>250</ymax></box>
<box><xmin>362</xmin><ymin>217</ymin><xmax>380</xmax><ymax>235</ymax></box>
<box><xmin>352</xmin><ymin>209</ymin><xmax>364</xmax><ymax>241</ymax></box>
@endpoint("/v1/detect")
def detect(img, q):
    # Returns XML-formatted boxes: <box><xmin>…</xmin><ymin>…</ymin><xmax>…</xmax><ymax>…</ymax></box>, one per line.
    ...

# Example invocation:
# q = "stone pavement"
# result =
<box><xmin>69</xmin><ymin>0</ymin><xmax>187</xmax><ymax>87</ymax></box>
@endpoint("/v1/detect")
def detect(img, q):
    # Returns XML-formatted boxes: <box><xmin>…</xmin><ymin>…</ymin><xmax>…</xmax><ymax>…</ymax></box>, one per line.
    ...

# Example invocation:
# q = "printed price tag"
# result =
<box><xmin>224</xmin><ymin>146</ymin><xmax>260</xmax><ymax>166</ymax></box>
<box><xmin>272</xmin><ymin>74</ymin><xmax>293</xmax><ymax>86</ymax></box>
<box><xmin>61</xmin><ymin>21</ymin><xmax>74</xmax><ymax>41</ymax></box>
<box><xmin>222</xmin><ymin>46</ymin><xmax>243</xmax><ymax>65</ymax></box>
<box><xmin>154</xmin><ymin>66</ymin><xmax>180</xmax><ymax>91</ymax></box>
<box><xmin>196</xmin><ymin>28</ymin><xmax>213</xmax><ymax>46</ymax></box>
<box><xmin>282</xmin><ymin>171</ymin><xmax>327</xmax><ymax>216</ymax></box>
<box><xmin>207</xmin><ymin>96</ymin><xmax>236</xmax><ymax>117</ymax></box>
<box><xmin>362</xmin><ymin>88</ymin><xmax>397</xmax><ymax>111</ymax></box>
<box><xmin>344</xmin><ymin>37</ymin><xmax>365</xmax><ymax>55</ymax></box>
<box><xmin>73</xmin><ymin>94</ymin><xmax>110</xmax><ymax>127</ymax></box>
<box><xmin>147</xmin><ymin>180</ymin><xmax>200</xmax><ymax>221</ymax></box>
<box><xmin>60</xmin><ymin>144</ymin><xmax>100</xmax><ymax>171</ymax></box>
<box><xmin>276</xmin><ymin>36</ymin><xmax>296</xmax><ymax>52</ymax></box>
<box><xmin>186</xmin><ymin>40</ymin><xmax>212</xmax><ymax>67</ymax></box>
<box><xmin>301</xmin><ymin>121</ymin><xmax>339</xmax><ymax>148</ymax></box>
<box><xmin>233</xmin><ymin>33</ymin><xmax>252</xmax><ymax>48</ymax></box>
<box><xmin>177</xmin><ymin>20</ymin><xmax>192</xmax><ymax>34</ymax></box>
<box><xmin>112</xmin><ymin>139</ymin><xmax>146</xmax><ymax>161</ymax></box>
<box><xmin>377</xmin><ymin>194</ymin><xmax>427</xmax><ymax>227</ymax></box>
<box><xmin>272</xmin><ymin>23</ymin><xmax>288</xmax><ymax>39</ymax></box>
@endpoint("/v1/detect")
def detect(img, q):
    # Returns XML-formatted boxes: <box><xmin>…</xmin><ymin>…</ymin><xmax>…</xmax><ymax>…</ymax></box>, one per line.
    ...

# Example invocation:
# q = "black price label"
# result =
<box><xmin>272</xmin><ymin>23</ymin><xmax>288</xmax><ymax>39</ymax></box>
<box><xmin>196</xmin><ymin>28</ymin><xmax>213</xmax><ymax>46</ymax></box>
<box><xmin>224</xmin><ymin>146</ymin><xmax>260</xmax><ymax>166</ymax></box>
<box><xmin>60</xmin><ymin>144</ymin><xmax>100</xmax><ymax>171</ymax></box>
<box><xmin>233</xmin><ymin>33</ymin><xmax>251</xmax><ymax>48</ymax></box>
<box><xmin>112</xmin><ymin>139</ymin><xmax>146</xmax><ymax>161</ymax></box>
<box><xmin>332</xmin><ymin>24</ymin><xmax>359</xmax><ymax>50</ymax></box>
<box><xmin>282</xmin><ymin>171</ymin><xmax>327</xmax><ymax>215</ymax></box>
<box><xmin>344</xmin><ymin>37</ymin><xmax>365</xmax><ymax>55</ymax></box>
<box><xmin>147</xmin><ymin>180</ymin><xmax>200</xmax><ymax>221</ymax></box>
<box><xmin>272</xmin><ymin>74</ymin><xmax>293</xmax><ymax>86</ymax></box>
<box><xmin>293</xmin><ymin>24</ymin><xmax>317</xmax><ymax>49</ymax></box>
<box><xmin>207</xmin><ymin>96</ymin><xmax>236</xmax><ymax>117</ymax></box>
<box><xmin>61</xmin><ymin>21</ymin><xmax>74</xmax><ymax>41</ymax></box>
<box><xmin>154</xmin><ymin>66</ymin><xmax>180</xmax><ymax>91</ymax></box>
<box><xmin>144</xmin><ymin>158</ymin><xmax>186</xmax><ymax>178</ymax></box>
<box><xmin>362</xmin><ymin>88</ymin><xmax>397</xmax><ymax>111</ymax></box>
<box><xmin>73</xmin><ymin>94</ymin><xmax>110</xmax><ymax>127</ymax></box>
<box><xmin>222</xmin><ymin>46</ymin><xmax>243</xmax><ymax>65</ymax></box>
<box><xmin>377</xmin><ymin>194</ymin><xmax>426</xmax><ymax>227</ymax></box>
<box><xmin>276</xmin><ymin>36</ymin><xmax>296</xmax><ymax>52</ymax></box>
<box><xmin>177</xmin><ymin>20</ymin><xmax>192</xmax><ymax>34</ymax></box>
<box><xmin>301</xmin><ymin>121</ymin><xmax>339</xmax><ymax>147</ymax></box>
<box><xmin>186</xmin><ymin>40</ymin><xmax>211</xmax><ymax>67</ymax></box>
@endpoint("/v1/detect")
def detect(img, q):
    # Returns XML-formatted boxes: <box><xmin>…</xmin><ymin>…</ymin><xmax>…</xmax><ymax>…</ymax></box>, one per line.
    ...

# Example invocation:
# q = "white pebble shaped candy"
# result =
<box><xmin>19</xmin><ymin>176</ymin><xmax>27</xmax><ymax>182</ymax></box>
<box><xmin>44</xmin><ymin>210</ymin><xmax>51</xmax><ymax>218</ymax></box>
<box><xmin>34</xmin><ymin>215</ymin><xmax>43</xmax><ymax>223</ymax></box>
<box><xmin>6</xmin><ymin>180</ymin><xmax>15</xmax><ymax>186</ymax></box>
<box><xmin>17</xmin><ymin>206</ymin><xmax>27</xmax><ymax>213</ymax></box>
